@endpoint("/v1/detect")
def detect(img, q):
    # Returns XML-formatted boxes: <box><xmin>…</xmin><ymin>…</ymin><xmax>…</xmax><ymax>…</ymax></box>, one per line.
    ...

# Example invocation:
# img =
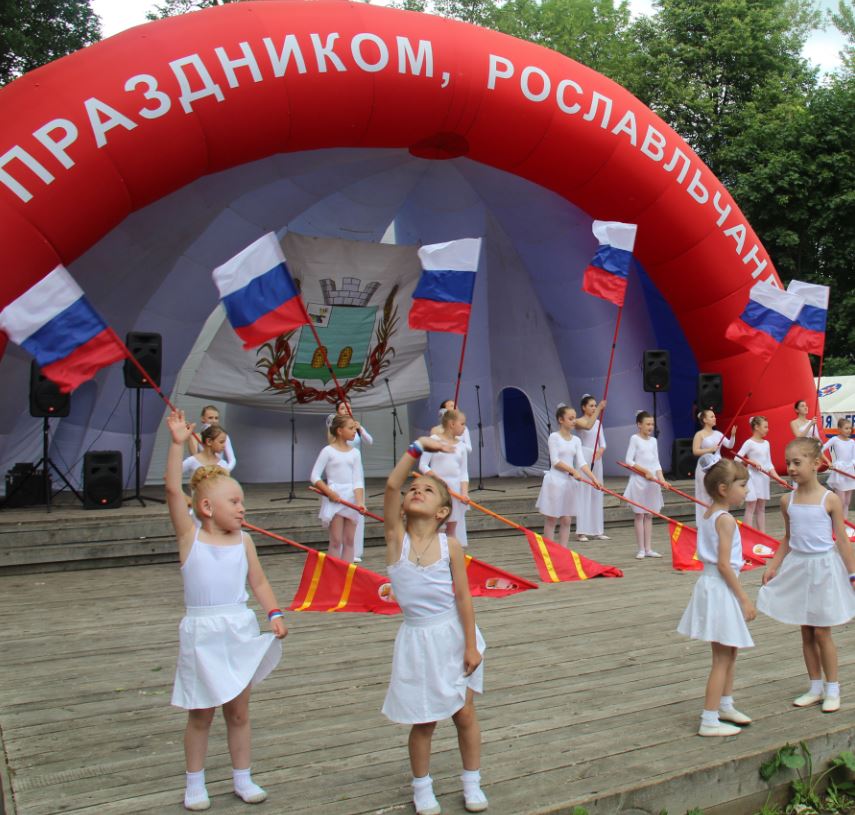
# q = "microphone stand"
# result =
<box><xmin>271</xmin><ymin>402</ymin><xmax>312</xmax><ymax>503</ymax></box>
<box><xmin>471</xmin><ymin>384</ymin><xmax>504</xmax><ymax>493</ymax></box>
<box><xmin>529</xmin><ymin>383</ymin><xmax>553</xmax><ymax>488</ymax></box>
<box><xmin>370</xmin><ymin>377</ymin><xmax>404</xmax><ymax>497</ymax></box>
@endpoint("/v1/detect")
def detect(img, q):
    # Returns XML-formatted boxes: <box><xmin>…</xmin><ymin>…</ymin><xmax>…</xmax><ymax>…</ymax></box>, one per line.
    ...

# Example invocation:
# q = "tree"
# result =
<box><xmin>831</xmin><ymin>0</ymin><xmax>855</xmax><ymax>73</ymax></box>
<box><xmin>146</xmin><ymin>0</ymin><xmax>242</xmax><ymax>20</ymax></box>
<box><xmin>0</xmin><ymin>0</ymin><xmax>101</xmax><ymax>86</ymax></box>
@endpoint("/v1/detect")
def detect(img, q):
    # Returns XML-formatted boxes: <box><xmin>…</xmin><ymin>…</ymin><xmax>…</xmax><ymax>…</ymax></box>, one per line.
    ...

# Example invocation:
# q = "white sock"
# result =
<box><xmin>185</xmin><ymin>770</ymin><xmax>208</xmax><ymax>805</ymax></box>
<box><xmin>461</xmin><ymin>769</ymin><xmax>487</xmax><ymax>803</ymax></box>
<box><xmin>720</xmin><ymin>695</ymin><xmax>734</xmax><ymax>710</ymax></box>
<box><xmin>810</xmin><ymin>679</ymin><xmax>824</xmax><ymax>696</ymax></box>
<box><xmin>233</xmin><ymin>767</ymin><xmax>266</xmax><ymax>802</ymax></box>
<box><xmin>700</xmin><ymin>709</ymin><xmax>719</xmax><ymax>725</ymax></box>
<box><xmin>825</xmin><ymin>681</ymin><xmax>840</xmax><ymax>698</ymax></box>
<box><xmin>412</xmin><ymin>775</ymin><xmax>438</xmax><ymax>811</ymax></box>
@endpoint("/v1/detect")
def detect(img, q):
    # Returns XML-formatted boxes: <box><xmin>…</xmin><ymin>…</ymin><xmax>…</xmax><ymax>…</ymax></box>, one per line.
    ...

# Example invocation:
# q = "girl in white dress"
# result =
<box><xmin>790</xmin><ymin>399</ymin><xmax>820</xmax><ymax>439</ymax></box>
<box><xmin>310</xmin><ymin>415</ymin><xmax>365</xmax><ymax>563</ymax></box>
<box><xmin>325</xmin><ymin>400</ymin><xmax>373</xmax><ymax>562</ymax></box>
<box><xmin>420</xmin><ymin>409</ymin><xmax>471</xmax><ymax>547</ymax></box>
<box><xmin>432</xmin><ymin>399</ymin><xmax>473</xmax><ymax>453</ymax></box>
<box><xmin>823</xmin><ymin>418</ymin><xmax>854</xmax><ymax>520</ymax></box>
<box><xmin>189</xmin><ymin>405</ymin><xmax>237</xmax><ymax>472</ymax></box>
<box><xmin>758</xmin><ymin>437</ymin><xmax>855</xmax><ymax>713</ymax></box>
<box><xmin>165</xmin><ymin>410</ymin><xmax>287</xmax><ymax>811</ymax></box>
<box><xmin>181</xmin><ymin>425</ymin><xmax>232</xmax><ymax>515</ymax></box>
<box><xmin>383</xmin><ymin>436</ymin><xmax>488</xmax><ymax>815</ymax></box>
<box><xmin>575</xmin><ymin>394</ymin><xmax>608</xmax><ymax>541</ymax></box>
<box><xmin>677</xmin><ymin>459</ymin><xmax>756</xmax><ymax>737</ymax></box>
<box><xmin>536</xmin><ymin>405</ymin><xmax>599</xmax><ymax>549</ymax></box>
<box><xmin>692</xmin><ymin>409</ymin><xmax>737</xmax><ymax>526</ymax></box>
<box><xmin>624</xmin><ymin>411</ymin><xmax>669</xmax><ymax>559</ymax></box>
<box><xmin>736</xmin><ymin>416</ymin><xmax>780</xmax><ymax>532</ymax></box>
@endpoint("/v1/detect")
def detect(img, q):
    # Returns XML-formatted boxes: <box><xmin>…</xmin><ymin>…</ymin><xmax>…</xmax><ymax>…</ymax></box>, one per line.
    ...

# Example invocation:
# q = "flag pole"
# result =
<box><xmin>714</xmin><ymin>354</ymin><xmax>776</xmax><ymax>452</ymax></box>
<box><xmin>814</xmin><ymin>350</ymin><xmax>825</xmax><ymax>438</ymax></box>
<box><xmin>453</xmin><ymin>331</ymin><xmax>469</xmax><ymax>408</ymax></box>
<box><xmin>298</xmin><ymin>303</ymin><xmax>353</xmax><ymax>417</ymax></box>
<box><xmin>590</xmin><ymin>304</ymin><xmax>624</xmax><ymax>458</ymax></box>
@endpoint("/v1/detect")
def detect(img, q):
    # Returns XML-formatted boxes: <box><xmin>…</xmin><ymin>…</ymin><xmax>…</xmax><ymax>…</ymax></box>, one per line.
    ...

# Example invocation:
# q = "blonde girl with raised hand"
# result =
<box><xmin>536</xmin><ymin>405</ymin><xmax>599</xmax><ymax>549</ymax></box>
<box><xmin>420</xmin><ymin>408</ymin><xmax>471</xmax><ymax>547</ymax></box>
<box><xmin>623</xmin><ymin>411</ymin><xmax>669</xmax><ymax>559</ymax></box>
<box><xmin>692</xmin><ymin>409</ymin><xmax>737</xmax><ymax>526</ymax></box>
<box><xmin>575</xmin><ymin>394</ymin><xmax>608</xmax><ymax>541</ymax></box>
<box><xmin>310</xmin><ymin>414</ymin><xmax>365</xmax><ymax>563</ymax></box>
<box><xmin>791</xmin><ymin>399</ymin><xmax>820</xmax><ymax>439</ymax></box>
<box><xmin>736</xmin><ymin>415</ymin><xmax>780</xmax><ymax>533</ymax></box>
<box><xmin>823</xmin><ymin>418</ymin><xmax>854</xmax><ymax>521</ymax></box>
<box><xmin>165</xmin><ymin>410</ymin><xmax>287</xmax><ymax>811</ymax></box>
<box><xmin>757</xmin><ymin>437</ymin><xmax>855</xmax><ymax>713</ymax></box>
<box><xmin>677</xmin><ymin>459</ymin><xmax>756</xmax><ymax>737</ymax></box>
<box><xmin>383</xmin><ymin>437</ymin><xmax>488</xmax><ymax>815</ymax></box>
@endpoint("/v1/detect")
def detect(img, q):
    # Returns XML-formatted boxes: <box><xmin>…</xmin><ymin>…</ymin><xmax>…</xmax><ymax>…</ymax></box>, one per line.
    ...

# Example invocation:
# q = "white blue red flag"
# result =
<box><xmin>409</xmin><ymin>238</ymin><xmax>481</xmax><ymax>335</ymax></box>
<box><xmin>0</xmin><ymin>266</ymin><xmax>126</xmax><ymax>393</ymax></box>
<box><xmin>582</xmin><ymin>221</ymin><xmax>637</xmax><ymax>307</ymax></box>
<box><xmin>213</xmin><ymin>232</ymin><xmax>309</xmax><ymax>349</ymax></box>
<box><xmin>783</xmin><ymin>280</ymin><xmax>829</xmax><ymax>356</ymax></box>
<box><xmin>725</xmin><ymin>280</ymin><xmax>805</xmax><ymax>361</ymax></box>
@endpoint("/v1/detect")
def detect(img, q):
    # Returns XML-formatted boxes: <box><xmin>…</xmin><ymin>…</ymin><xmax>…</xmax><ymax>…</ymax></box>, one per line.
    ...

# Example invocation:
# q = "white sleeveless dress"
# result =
<box><xmin>577</xmin><ymin>422</ymin><xmax>605</xmax><ymax>535</ymax></box>
<box><xmin>382</xmin><ymin>533</ymin><xmax>485</xmax><ymax>724</ymax></box>
<box><xmin>677</xmin><ymin>509</ymin><xmax>754</xmax><ymax>648</ymax></box>
<box><xmin>757</xmin><ymin>491</ymin><xmax>855</xmax><ymax>627</ymax></box>
<box><xmin>171</xmin><ymin>531</ymin><xmax>282</xmax><ymax>709</ymax></box>
<box><xmin>694</xmin><ymin>431</ymin><xmax>733</xmax><ymax>525</ymax></box>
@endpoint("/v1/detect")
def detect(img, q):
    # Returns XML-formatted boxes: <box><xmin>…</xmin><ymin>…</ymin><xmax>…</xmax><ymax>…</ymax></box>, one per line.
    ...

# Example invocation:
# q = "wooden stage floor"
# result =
<box><xmin>2</xmin><ymin>513</ymin><xmax>855</xmax><ymax>815</ymax></box>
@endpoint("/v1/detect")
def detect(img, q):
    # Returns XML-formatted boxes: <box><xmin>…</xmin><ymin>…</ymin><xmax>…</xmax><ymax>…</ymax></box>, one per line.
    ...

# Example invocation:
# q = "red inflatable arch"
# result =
<box><xmin>0</xmin><ymin>0</ymin><xmax>813</xmax><ymax>459</ymax></box>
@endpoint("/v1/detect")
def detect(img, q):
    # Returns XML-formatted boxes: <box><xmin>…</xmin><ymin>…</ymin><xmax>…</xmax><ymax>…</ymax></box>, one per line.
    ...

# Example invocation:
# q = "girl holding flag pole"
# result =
<box><xmin>823</xmin><ymin>419</ymin><xmax>855</xmax><ymax>521</ymax></box>
<box><xmin>575</xmin><ymin>394</ymin><xmax>609</xmax><ymax>541</ymax></box>
<box><xmin>692</xmin><ymin>410</ymin><xmax>737</xmax><ymax>526</ymax></box>
<box><xmin>791</xmin><ymin>400</ymin><xmax>820</xmax><ymax>440</ymax></box>
<box><xmin>736</xmin><ymin>416</ymin><xmax>780</xmax><ymax>533</ymax></box>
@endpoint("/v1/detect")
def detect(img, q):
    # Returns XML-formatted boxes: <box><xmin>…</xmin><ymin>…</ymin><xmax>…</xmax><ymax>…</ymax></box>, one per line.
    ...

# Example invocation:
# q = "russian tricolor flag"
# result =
<box><xmin>725</xmin><ymin>280</ymin><xmax>806</xmax><ymax>361</ymax></box>
<box><xmin>0</xmin><ymin>266</ymin><xmax>126</xmax><ymax>393</ymax></box>
<box><xmin>582</xmin><ymin>221</ymin><xmax>637</xmax><ymax>307</ymax></box>
<box><xmin>409</xmin><ymin>238</ymin><xmax>481</xmax><ymax>335</ymax></box>
<box><xmin>783</xmin><ymin>280</ymin><xmax>829</xmax><ymax>356</ymax></box>
<box><xmin>213</xmin><ymin>232</ymin><xmax>309</xmax><ymax>350</ymax></box>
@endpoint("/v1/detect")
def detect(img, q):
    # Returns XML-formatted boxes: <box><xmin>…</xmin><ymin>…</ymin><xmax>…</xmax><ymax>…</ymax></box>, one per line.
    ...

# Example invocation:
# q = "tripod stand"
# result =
<box><xmin>2</xmin><ymin>417</ymin><xmax>83</xmax><ymax>512</ymax></box>
<box><xmin>128</xmin><ymin>388</ymin><xmax>165</xmax><ymax>507</ymax></box>
<box><xmin>471</xmin><ymin>384</ymin><xmax>504</xmax><ymax>493</ymax></box>
<box><xmin>271</xmin><ymin>404</ymin><xmax>314</xmax><ymax>503</ymax></box>
<box><xmin>370</xmin><ymin>377</ymin><xmax>404</xmax><ymax>498</ymax></box>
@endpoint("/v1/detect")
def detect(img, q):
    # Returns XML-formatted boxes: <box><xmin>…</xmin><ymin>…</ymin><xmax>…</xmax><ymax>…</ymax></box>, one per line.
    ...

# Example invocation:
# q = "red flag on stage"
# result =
<box><xmin>289</xmin><ymin>550</ymin><xmax>401</xmax><ymax>614</ymax></box>
<box><xmin>669</xmin><ymin>521</ymin><xmax>771</xmax><ymax>572</ymax></box>
<box><xmin>522</xmin><ymin>529</ymin><xmax>623</xmax><ymax>582</ymax></box>
<box><xmin>465</xmin><ymin>554</ymin><xmax>538</xmax><ymax>597</ymax></box>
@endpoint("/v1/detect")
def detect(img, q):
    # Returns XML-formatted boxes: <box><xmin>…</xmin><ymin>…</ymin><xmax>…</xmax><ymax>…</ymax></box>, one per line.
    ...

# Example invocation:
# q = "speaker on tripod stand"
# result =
<box><xmin>124</xmin><ymin>332</ymin><xmax>165</xmax><ymax>506</ymax></box>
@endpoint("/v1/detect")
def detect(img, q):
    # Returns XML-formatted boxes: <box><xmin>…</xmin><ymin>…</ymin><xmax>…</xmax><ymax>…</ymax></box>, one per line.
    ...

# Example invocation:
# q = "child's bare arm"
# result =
<box><xmin>245</xmin><ymin>535</ymin><xmax>288</xmax><ymax>638</ymax></box>
<box><xmin>165</xmin><ymin>410</ymin><xmax>196</xmax><ymax>557</ymax></box>
<box><xmin>448</xmin><ymin>536</ymin><xmax>480</xmax><ymax>676</ymax></box>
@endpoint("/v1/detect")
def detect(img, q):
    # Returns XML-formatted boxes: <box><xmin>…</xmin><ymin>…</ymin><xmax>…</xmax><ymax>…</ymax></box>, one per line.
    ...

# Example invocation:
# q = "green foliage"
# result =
<box><xmin>569</xmin><ymin>808</ymin><xmax>589</xmax><ymax>815</ymax></box>
<box><xmin>0</xmin><ymin>0</ymin><xmax>101</xmax><ymax>85</ymax></box>
<box><xmin>145</xmin><ymin>0</ymin><xmax>242</xmax><ymax>21</ymax></box>
<box><xmin>759</xmin><ymin>745</ymin><xmax>855</xmax><ymax>814</ymax></box>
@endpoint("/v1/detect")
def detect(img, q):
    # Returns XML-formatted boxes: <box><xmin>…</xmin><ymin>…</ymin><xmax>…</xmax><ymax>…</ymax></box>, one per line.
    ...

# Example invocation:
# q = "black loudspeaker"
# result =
<box><xmin>123</xmin><ymin>332</ymin><xmax>162</xmax><ymax>389</ymax></box>
<box><xmin>642</xmin><ymin>349</ymin><xmax>671</xmax><ymax>392</ymax></box>
<box><xmin>83</xmin><ymin>451</ymin><xmax>123</xmax><ymax>509</ymax></box>
<box><xmin>4</xmin><ymin>463</ymin><xmax>47</xmax><ymax>507</ymax></box>
<box><xmin>697</xmin><ymin>373</ymin><xmax>723</xmax><ymax>413</ymax></box>
<box><xmin>29</xmin><ymin>361</ymin><xmax>70</xmax><ymax>418</ymax></box>
<box><xmin>672</xmin><ymin>438</ymin><xmax>695</xmax><ymax>479</ymax></box>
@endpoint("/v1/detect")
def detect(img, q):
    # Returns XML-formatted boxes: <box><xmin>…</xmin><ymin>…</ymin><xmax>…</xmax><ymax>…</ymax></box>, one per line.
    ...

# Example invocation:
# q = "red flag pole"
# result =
<box><xmin>453</xmin><ymin>331</ymin><xmax>469</xmax><ymax>408</ymax></box>
<box><xmin>590</xmin><ymin>304</ymin><xmax>624</xmax><ymax>458</ymax></box>
<box><xmin>714</xmin><ymin>355</ymin><xmax>776</xmax><ymax>452</ymax></box>
<box><xmin>814</xmin><ymin>350</ymin><xmax>826</xmax><ymax>440</ymax></box>
<box><xmin>242</xmin><ymin>520</ymin><xmax>313</xmax><ymax>553</ymax></box>
<box><xmin>299</xmin><ymin>302</ymin><xmax>353</xmax><ymax>416</ymax></box>
<box><xmin>308</xmin><ymin>486</ymin><xmax>382</xmax><ymax>521</ymax></box>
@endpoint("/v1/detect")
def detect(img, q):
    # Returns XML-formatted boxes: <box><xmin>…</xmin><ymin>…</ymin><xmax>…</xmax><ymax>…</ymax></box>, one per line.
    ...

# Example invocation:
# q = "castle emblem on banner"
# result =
<box><xmin>255</xmin><ymin>277</ymin><xmax>399</xmax><ymax>405</ymax></box>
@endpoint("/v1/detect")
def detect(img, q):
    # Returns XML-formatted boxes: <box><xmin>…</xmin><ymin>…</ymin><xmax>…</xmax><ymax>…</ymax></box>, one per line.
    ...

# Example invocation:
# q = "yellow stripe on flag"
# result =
<box><xmin>535</xmin><ymin>533</ymin><xmax>560</xmax><ymax>582</ymax></box>
<box><xmin>329</xmin><ymin>562</ymin><xmax>358</xmax><ymax>612</ymax></box>
<box><xmin>296</xmin><ymin>552</ymin><xmax>326</xmax><ymax>611</ymax></box>
<box><xmin>671</xmin><ymin>524</ymin><xmax>682</xmax><ymax>543</ymax></box>
<box><xmin>570</xmin><ymin>549</ymin><xmax>588</xmax><ymax>580</ymax></box>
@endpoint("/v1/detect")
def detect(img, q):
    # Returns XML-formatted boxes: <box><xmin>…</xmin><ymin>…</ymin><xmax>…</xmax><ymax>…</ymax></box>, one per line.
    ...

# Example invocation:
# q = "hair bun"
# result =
<box><xmin>556</xmin><ymin>402</ymin><xmax>566</xmax><ymax>409</ymax></box>
<box><xmin>581</xmin><ymin>393</ymin><xmax>592</xmax><ymax>400</ymax></box>
<box><xmin>635</xmin><ymin>409</ymin><xmax>645</xmax><ymax>419</ymax></box>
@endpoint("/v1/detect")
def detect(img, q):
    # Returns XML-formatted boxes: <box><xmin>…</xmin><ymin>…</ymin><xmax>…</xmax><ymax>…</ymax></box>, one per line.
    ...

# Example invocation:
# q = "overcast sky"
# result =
<box><xmin>91</xmin><ymin>0</ymin><xmax>846</xmax><ymax>73</ymax></box>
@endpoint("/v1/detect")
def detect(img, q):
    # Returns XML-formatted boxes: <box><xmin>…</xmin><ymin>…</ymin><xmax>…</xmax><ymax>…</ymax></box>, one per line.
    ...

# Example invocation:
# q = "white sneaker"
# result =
<box><xmin>184</xmin><ymin>790</ymin><xmax>211</xmax><ymax>811</ymax></box>
<box><xmin>464</xmin><ymin>788</ymin><xmax>489</xmax><ymax>812</ymax></box>
<box><xmin>646</xmin><ymin>550</ymin><xmax>662</xmax><ymax>558</ymax></box>
<box><xmin>234</xmin><ymin>781</ymin><xmax>267</xmax><ymax>804</ymax></box>
<box><xmin>353</xmin><ymin>556</ymin><xmax>363</xmax><ymax>563</ymax></box>
<box><xmin>719</xmin><ymin>707</ymin><xmax>751</xmax><ymax>725</ymax></box>
<box><xmin>793</xmin><ymin>692</ymin><xmax>823</xmax><ymax>708</ymax></box>
<box><xmin>594</xmin><ymin>534</ymin><xmax>611</xmax><ymax>540</ymax></box>
<box><xmin>822</xmin><ymin>696</ymin><xmax>841</xmax><ymax>713</ymax></box>
<box><xmin>698</xmin><ymin>721</ymin><xmax>741</xmax><ymax>737</ymax></box>
<box><xmin>635</xmin><ymin>551</ymin><xmax>646</xmax><ymax>559</ymax></box>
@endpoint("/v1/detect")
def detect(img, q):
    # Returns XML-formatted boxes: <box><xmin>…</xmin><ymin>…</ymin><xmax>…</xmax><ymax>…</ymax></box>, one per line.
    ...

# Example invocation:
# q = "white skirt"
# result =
<box><xmin>623</xmin><ymin>474</ymin><xmax>663</xmax><ymax>515</ymax></box>
<box><xmin>537</xmin><ymin>469</ymin><xmax>577</xmax><ymax>517</ymax></box>
<box><xmin>746</xmin><ymin>468</ymin><xmax>771</xmax><ymax>502</ymax></box>
<box><xmin>576</xmin><ymin>452</ymin><xmax>604</xmax><ymax>535</ymax></box>
<box><xmin>677</xmin><ymin>565</ymin><xmax>754</xmax><ymax>648</ymax></box>
<box><xmin>757</xmin><ymin>549</ymin><xmax>855</xmax><ymax>627</ymax></box>
<box><xmin>828</xmin><ymin>463</ymin><xmax>855</xmax><ymax>492</ymax></box>
<box><xmin>382</xmin><ymin>607</ymin><xmax>485</xmax><ymax>724</ymax></box>
<box><xmin>172</xmin><ymin>604</ymin><xmax>282</xmax><ymax>709</ymax></box>
<box><xmin>318</xmin><ymin>481</ymin><xmax>362</xmax><ymax>527</ymax></box>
